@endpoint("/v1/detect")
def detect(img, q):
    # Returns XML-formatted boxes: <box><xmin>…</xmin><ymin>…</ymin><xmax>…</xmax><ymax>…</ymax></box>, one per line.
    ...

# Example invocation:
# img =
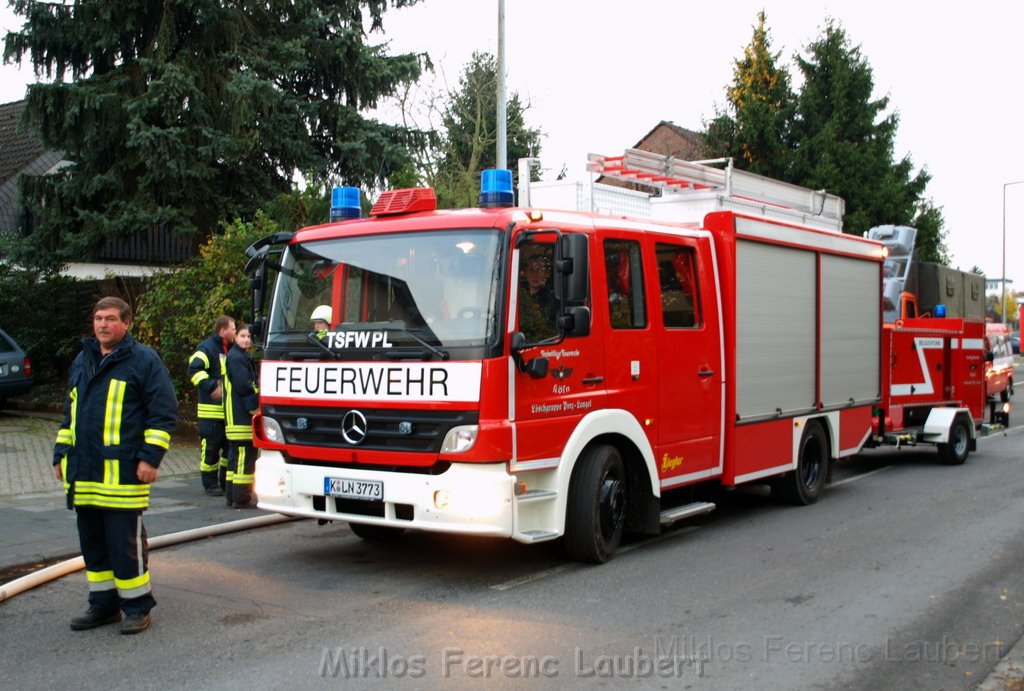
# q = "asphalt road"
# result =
<box><xmin>2</xmin><ymin>426</ymin><xmax>1024</xmax><ymax>689</ymax></box>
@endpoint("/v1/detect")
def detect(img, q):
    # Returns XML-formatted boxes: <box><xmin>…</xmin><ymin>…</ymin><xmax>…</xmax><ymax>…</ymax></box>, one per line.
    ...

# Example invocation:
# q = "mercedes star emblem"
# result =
<box><xmin>341</xmin><ymin>410</ymin><xmax>368</xmax><ymax>445</ymax></box>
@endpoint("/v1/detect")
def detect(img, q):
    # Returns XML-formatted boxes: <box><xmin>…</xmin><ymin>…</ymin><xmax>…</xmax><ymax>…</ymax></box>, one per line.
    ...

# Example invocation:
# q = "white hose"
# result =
<box><xmin>0</xmin><ymin>513</ymin><xmax>302</xmax><ymax>603</ymax></box>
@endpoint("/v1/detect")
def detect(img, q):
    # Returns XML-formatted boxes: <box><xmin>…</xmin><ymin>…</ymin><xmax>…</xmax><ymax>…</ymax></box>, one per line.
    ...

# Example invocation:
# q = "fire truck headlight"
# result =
<box><xmin>440</xmin><ymin>425</ymin><xmax>478</xmax><ymax>453</ymax></box>
<box><xmin>262</xmin><ymin>416</ymin><xmax>285</xmax><ymax>443</ymax></box>
<box><xmin>432</xmin><ymin>485</ymin><xmax>504</xmax><ymax>515</ymax></box>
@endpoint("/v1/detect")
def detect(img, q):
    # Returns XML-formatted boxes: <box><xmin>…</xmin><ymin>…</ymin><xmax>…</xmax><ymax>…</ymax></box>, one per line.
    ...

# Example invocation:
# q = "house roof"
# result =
<box><xmin>0</xmin><ymin>99</ymin><xmax>65</xmax><ymax>235</ymax></box>
<box><xmin>0</xmin><ymin>100</ymin><xmax>47</xmax><ymax>186</ymax></box>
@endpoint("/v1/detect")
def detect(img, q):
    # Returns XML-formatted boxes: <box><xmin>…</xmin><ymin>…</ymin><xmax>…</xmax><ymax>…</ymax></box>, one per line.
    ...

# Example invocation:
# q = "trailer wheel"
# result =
<box><xmin>349</xmin><ymin>523</ymin><xmax>405</xmax><ymax>541</ymax></box>
<box><xmin>1001</xmin><ymin>386</ymin><xmax>1011</xmax><ymax>403</ymax></box>
<box><xmin>938</xmin><ymin>417</ymin><xmax>971</xmax><ymax>465</ymax></box>
<box><xmin>774</xmin><ymin>421</ymin><xmax>828</xmax><ymax>506</ymax></box>
<box><xmin>565</xmin><ymin>444</ymin><xmax>626</xmax><ymax>564</ymax></box>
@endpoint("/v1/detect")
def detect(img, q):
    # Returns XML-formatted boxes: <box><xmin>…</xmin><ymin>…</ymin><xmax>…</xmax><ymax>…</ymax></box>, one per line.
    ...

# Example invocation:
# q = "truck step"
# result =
<box><xmin>660</xmin><ymin>501</ymin><xmax>716</xmax><ymax>526</ymax></box>
<box><xmin>519</xmin><ymin>530</ymin><xmax>560</xmax><ymax>542</ymax></box>
<box><xmin>516</xmin><ymin>489</ymin><xmax>557</xmax><ymax>504</ymax></box>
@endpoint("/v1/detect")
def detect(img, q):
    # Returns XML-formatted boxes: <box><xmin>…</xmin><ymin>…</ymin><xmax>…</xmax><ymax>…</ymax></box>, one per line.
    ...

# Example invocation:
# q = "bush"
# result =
<box><xmin>0</xmin><ymin>264</ymin><xmax>82</xmax><ymax>377</ymax></box>
<box><xmin>136</xmin><ymin>213</ymin><xmax>278</xmax><ymax>395</ymax></box>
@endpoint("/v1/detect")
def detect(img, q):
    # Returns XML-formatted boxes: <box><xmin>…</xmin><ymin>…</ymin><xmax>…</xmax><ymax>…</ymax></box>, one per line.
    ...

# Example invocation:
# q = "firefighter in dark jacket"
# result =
<box><xmin>187</xmin><ymin>315</ymin><xmax>236</xmax><ymax>496</ymax></box>
<box><xmin>53</xmin><ymin>297</ymin><xmax>178</xmax><ymax>635</ymax></box>
<box><xmin>224</xmin><ymin>323</ymin><xmax>260</xmax><ymax>508</ymax></box>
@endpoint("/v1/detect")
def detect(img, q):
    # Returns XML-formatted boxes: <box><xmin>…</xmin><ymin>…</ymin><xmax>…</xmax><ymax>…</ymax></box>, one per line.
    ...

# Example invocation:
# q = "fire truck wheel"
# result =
<box><xmin>938</xmin><ymin>418</ymin><xmax>971</xmax><ymax>466</ymax></box>
<box><xmin>564</xmin><ymin>445</ymin><xmax>626</xmax><ymax>564</ymax></box>
<box><xmin>348</xmin><ymin>523</ymin><xmax>406</xmax><ymax>541</ymax></box>
<box><xmin>773</xmin><ymin>421</ymin><xmax>828</xmax><ymax>506</ymax></box>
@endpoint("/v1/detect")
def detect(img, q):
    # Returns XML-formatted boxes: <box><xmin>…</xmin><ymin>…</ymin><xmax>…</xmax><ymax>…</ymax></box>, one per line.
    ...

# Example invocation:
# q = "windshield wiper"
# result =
<box><xmin>385</xmin><ymin>325</ymin><xmax>449</xmax><ymax>361</ymax></box>
<box><xmin>306</xmin><ymin>333</ymin><xmax>340</xmax><ymax>359</ymax></box>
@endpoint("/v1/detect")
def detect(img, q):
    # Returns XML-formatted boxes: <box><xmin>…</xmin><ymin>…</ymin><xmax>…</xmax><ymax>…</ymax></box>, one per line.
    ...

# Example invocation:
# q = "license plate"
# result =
<box><xmin>324</xmin><ymin>477</ymin><xmax>383</xmax><ymax>501</ymax></box>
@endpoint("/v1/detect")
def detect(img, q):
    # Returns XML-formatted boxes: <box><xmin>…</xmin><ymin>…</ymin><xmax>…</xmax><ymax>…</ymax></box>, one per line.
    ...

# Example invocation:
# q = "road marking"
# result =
<box><xmin>490</xmin><ymin>564</ymin><xmax>575</xmax><ymax>591</ymax></box>
<box><xmin>620</xmin><ymin>524</ymin><xmax>700</xmax><ymax>554</ymax></box>
<box><xmin>832</xmin><ymin>465</ymin><xmax>892</xmax><ymax>487</ymax></box>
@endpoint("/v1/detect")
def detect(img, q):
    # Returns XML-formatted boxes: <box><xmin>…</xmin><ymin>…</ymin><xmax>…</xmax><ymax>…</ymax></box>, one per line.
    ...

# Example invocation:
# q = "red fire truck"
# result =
<box><xmin>244</xmin><ymin>151</ymin><xmax>978</xmax><ymax>562</ymax></box>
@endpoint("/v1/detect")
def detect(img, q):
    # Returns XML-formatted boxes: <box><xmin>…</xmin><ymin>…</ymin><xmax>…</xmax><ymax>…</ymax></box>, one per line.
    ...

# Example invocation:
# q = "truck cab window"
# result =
<box><xmin>604</xmin><ymin>239</ymin><xmax>646</xmax><ymax>329</ymax></box>
<box><xmin>656</xmin><ymin>243</ymin><xmax>701</xmax><ymax>328</ymax></box>
<box><xmin>517</xmin><ymin>243</ymin><xmax>558</xmax><ymax>342</ymax></box>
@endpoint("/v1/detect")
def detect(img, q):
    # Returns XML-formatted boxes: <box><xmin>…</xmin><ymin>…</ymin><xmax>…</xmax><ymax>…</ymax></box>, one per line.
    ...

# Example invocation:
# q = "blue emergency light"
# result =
<box><xmin>479</xmin><ymin>169</ymin><xmax>514</xmax><ymax>208</ymax></box>
<box><xmin>934</xmin><ymin>304</ymin><xmax>946</xmax><ymax>318</ymax></box>
<box><xmin>330</xmin><ymin>186</ymin><xmax>362</xmax><ymax>221</ymax></box>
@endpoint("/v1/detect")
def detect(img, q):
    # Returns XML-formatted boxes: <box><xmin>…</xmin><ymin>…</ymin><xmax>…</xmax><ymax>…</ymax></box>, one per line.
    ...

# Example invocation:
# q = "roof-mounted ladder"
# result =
<box><xmin>586</xmin><ymin>148</ymin><xmax>846</xmax><ymax>225</ymax></box>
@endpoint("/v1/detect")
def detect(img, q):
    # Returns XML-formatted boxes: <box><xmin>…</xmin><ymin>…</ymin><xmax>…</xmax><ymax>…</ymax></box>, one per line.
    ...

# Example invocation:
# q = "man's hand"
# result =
<box><xmin>137</xmin><ymin>460</ymin><xmax>159</xmax><ymax>484</ymax></box>
<box><xmin>209</xmin><ymin>381</ymin><xmax>223</xmax><ymax>403</ymax></box>
<box><xmin>53</xmin><ymin>463</ymin><xmax>62</xmax><ymax>482</ymax></box>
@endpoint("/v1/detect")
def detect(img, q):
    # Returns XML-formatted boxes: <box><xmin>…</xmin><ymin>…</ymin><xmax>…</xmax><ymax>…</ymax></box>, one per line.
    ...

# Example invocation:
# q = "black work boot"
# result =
<box><xmin>120</xmin><ymin>612</ymin><xmax>151</xmax><ymax>635</ymax></box>
<box><xmin>70</xmin><ymin>607</ymin><xmax>122</xmax><ymax>631</ymax></box>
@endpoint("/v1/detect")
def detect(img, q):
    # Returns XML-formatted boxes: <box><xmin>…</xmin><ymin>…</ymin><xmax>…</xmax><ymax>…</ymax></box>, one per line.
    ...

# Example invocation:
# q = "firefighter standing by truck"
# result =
<box><xmin>224</xmin><ymin>323</ymin><xmax>260</xmax><ymax>508</ymax></box>
<box><xmin>188</xmin><ymin>315</ymin><xmax>235</xmax><ymax>496</ymax></box>
<box><xmin>52</xmin><ymin>296</ymin><xmax>178</xmax><ymax>634</ymax></box>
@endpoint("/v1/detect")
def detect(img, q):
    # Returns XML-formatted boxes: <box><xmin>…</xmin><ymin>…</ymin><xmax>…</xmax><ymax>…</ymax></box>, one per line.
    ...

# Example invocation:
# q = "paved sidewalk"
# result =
<box><xmin>0</xmin><ymin>409</ymin><xmax>259</xmax><ymax>577</ymax></box>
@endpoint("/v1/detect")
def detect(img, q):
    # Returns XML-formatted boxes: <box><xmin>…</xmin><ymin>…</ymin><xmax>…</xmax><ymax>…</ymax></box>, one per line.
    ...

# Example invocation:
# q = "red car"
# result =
<box><xmin>984</xmin><ymin>323</ymin><xmax>1015</xmax><ymax>403</ymax></box>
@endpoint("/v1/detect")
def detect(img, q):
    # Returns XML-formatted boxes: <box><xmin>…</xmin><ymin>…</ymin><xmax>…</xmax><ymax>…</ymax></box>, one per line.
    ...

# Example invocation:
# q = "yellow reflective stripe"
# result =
<box><xmin>55</xmin><ymin>428</ymin><xmax>73</xmax><ymax>445</ymax></box>
<box><xmin>86</xmin><ymin>569</ymin><xmax>115</xmax><ymax>583</ymax></box>
<box><xmin>74</xmin><ymin>496</ymin><xmax>149</xmax><ymax>510</ymax></box>
<box><xmin>103</xmin><ymin>380</ymin><xmax>127</xmax><ymax>446</ymax></box>
<box><xmin>75</xmin><ymin>481</ymin><xmax>150</xmax><ymax>495</ymax></box>
<box><xmin>225</xmin><ymin>425</ymin><xmax>253</xmax><ymax>441</ymax></box>
<box><xmin>219</xmin><ymin>354</ymin><xmax>227</xmax><ymax>375</ymax></box>
<box><xmin>191</xmin><ymin>371</ymin><xmax>210</xmax><ymax>386</ymax></box>
<box><xmin>69</xmin><ymin>388</ymin><xmax>78</xmax><ymax>444</ymax></box>
<box><xmin>197</xmin><ymin>403</ymin><xmax>224</xmax><ymax>419</ymax></box>
<box><xmin>115</xmin><ymin>572</ymin><xmax>150</xmax><ymax>591</ymax></box>
<box><xmin>103</xmin><ymin>459</ymin><xmax>119</xmax><ymax>486</ymax></box>
<box><xmin>61</xmin><ymin>456</ymin><xmax>69</xmax><ymax>492</ymax></box>
<box><xmin>232</xmin><ymin>474</ymin><xmax>255</xmax><ymax>483</ymax></box>
<box><xmin>190</xmin><ymin>351</ymin><xmax>210</xmax><ymax>369</ymax></box>
<box><xmin>144</xmin><ymin>429</ymin><xmax>171</xmax><ymax>449</ymax></box>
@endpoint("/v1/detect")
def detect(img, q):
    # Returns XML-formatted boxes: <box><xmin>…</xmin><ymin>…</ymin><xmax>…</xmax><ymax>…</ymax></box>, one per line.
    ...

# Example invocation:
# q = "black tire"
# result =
<box><xmin>938</xmin><ymin>417</ymin><xmax>971</xmax><ymax>465</ymax></box>
<box><xmin>773</xmin><ymin>421</ymin><xmax>828</xmax><ymax>506</ymax></box>
<box><xmin>349</xmin><ymin>523</ymin><xmax>405</xmax><ymax>541</ymax></box>
<box><xmin>564</xmin><ymin>445</ymin><xmax>626</xmax><ymax>564</ymax></box>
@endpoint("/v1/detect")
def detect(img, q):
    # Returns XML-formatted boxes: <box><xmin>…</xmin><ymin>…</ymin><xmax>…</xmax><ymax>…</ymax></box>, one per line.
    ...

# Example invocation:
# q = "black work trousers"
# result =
<box><xmin>198</xmin><ymin>418</ymin><xmax>229</xmax><ymax>490</ymax></box>
<box><xmin>77</xmin><ymin>508</ymin><xmax>156</xmax><ymax>615</ymax></box>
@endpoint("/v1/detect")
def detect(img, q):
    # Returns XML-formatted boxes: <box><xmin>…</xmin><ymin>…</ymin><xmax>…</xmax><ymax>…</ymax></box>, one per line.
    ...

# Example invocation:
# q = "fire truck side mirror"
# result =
<box><xmin>510</xmin><ymin>332</ymin><xmax>550</xmax><ymax>378</ymax></box>
<box><xmin>560</xmin><ymin>306</ymin><xmax>591</xmax><ymax>338</ymax></box>
<box><xmin>556</xmin><ymin>233</ymin><xmax>589</xmax><ymax>303</ymax></box>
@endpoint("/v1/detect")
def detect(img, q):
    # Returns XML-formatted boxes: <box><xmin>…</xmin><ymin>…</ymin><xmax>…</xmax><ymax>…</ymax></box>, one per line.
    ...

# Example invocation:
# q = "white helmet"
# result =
<box><xmin>310</xmin><ymin>305</ymin><xmax>332</xmax><ymax>323</ymax></box>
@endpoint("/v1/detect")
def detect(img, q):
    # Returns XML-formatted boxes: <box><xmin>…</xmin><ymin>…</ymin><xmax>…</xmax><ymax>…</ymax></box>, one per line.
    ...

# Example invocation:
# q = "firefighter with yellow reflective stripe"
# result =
<box><xmin>224</xmin><ymin>323</ymin><xmax>260</xmax><ymax>508</ymax></box>
<box><xmin>187</xmin><ymin>315</ymin><xmax>235</xmax><ymax>496</ymax></box>
<box><xmin>52</xmin><ymin>297</ymin><xmax>178</xmax><ymax>635</ymax></box>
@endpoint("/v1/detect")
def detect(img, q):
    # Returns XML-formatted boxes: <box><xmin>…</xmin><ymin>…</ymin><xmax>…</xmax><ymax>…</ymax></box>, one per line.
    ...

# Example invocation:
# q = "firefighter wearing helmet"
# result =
<box><xmin>310</xmin><ymin>305</ymin><xmax>331</xmax><ymax>340</ymax></box>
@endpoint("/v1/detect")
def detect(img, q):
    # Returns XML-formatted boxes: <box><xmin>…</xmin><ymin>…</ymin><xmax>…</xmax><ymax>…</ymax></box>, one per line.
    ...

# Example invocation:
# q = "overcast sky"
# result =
<box><xmin>3</xmin><ymin>1</ymin><xmax>1023</xmax><ymax>287</ymax></box>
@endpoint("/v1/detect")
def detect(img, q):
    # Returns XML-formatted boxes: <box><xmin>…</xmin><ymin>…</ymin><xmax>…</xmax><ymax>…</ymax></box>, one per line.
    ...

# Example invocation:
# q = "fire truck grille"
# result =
<box><xmin>263</xmin><ymin>404</ymin><xmax>478</xmax><ymax>453</ymax></box>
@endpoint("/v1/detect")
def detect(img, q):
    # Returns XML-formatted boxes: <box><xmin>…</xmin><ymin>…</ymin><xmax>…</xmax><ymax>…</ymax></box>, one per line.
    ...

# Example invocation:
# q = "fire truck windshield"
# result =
<box><xmin>265</xmin><ymin>230</ymin><xmax>503</xmax><ymax>358</ymax></box>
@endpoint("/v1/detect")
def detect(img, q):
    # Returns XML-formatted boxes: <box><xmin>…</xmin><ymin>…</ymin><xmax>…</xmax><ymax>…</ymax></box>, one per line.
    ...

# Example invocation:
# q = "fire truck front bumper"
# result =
<box><xmin>254</xmin><ymin>451</ymin><xmax>516</xmax><ymax>537</ymax></box>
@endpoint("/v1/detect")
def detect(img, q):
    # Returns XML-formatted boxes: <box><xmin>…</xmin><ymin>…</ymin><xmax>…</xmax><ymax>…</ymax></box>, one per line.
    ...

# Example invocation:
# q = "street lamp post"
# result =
<box><xmin>1003</xmin><ymin>180</ymin><xmax>1024</xmax><ymax>324</ymax></box>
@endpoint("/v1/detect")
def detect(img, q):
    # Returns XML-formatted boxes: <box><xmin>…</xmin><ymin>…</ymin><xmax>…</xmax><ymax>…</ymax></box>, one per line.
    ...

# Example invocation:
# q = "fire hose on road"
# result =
<box><xmin>0</xmin><ymin>513</ymin><xmax>303</xmax><ymax>603</ymax></box>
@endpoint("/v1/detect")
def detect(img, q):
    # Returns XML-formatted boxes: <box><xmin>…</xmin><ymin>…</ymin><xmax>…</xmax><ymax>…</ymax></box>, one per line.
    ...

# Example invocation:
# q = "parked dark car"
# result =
<box><xmin>1012</xmin><ymin>334</ymin><xmax>1020</xmax><ymax>355</ymax></box>
<box><xmin>0</xmin><ymin>327</ymin><xmax>33</xmax><ymax>408</ymax></box>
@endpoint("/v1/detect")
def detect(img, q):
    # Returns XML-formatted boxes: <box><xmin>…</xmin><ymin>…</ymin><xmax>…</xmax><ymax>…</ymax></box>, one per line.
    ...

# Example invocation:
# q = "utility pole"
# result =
<box><xmin>496</xmin><ymin>0</ymin><xmax>507</xmax><ymax>170</ymax></box>
<box><xmin>1003</xmin><ymin>180</ymin><xmax>1024</xmax><ymax>324</ymax></box>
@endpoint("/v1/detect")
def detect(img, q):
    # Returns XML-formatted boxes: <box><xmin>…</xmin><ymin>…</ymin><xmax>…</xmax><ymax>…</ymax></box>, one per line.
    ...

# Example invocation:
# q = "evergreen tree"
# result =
<box><xmin>911</xmin><ymin>199</ymin><xmax>950</xmax><ymax>265</ymax></box>
<box><xmin>430</xmin><ymin>52</ymin><xmax>542</xmax><ymax>209</ymax></box>
<box><xmin>703</xmin><ymin>11</ymin><xmax>794</xmax><ymax>180</ymax></box>
<box><xmin>789</xmin><ymin>20</ymin><xmax>932</xmax><ymax>240</ymax></box>
<box><xmin>3</xmin><ymin>0</ymin><xmax>429</xmax><ymax>264</ymax></box>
